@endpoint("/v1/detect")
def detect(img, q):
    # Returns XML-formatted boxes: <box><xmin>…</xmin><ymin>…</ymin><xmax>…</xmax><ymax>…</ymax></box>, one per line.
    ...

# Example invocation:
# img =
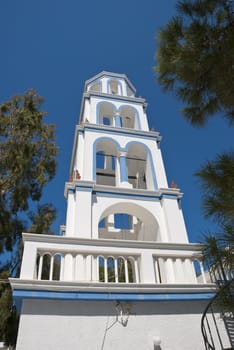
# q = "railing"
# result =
<box><xmin>201</xmin><ymin>278</ymin><xmax>234</xmax><ymax>350</ymax></box>
<box><xmin>19</xmin><ymin>233</ymin><xmax>211</xmax><ymax>286</ymax></box>
<box><xmin>36</xmin><ymin>251</ymin><xmax>140</xmax><ymax>283</ymax></box>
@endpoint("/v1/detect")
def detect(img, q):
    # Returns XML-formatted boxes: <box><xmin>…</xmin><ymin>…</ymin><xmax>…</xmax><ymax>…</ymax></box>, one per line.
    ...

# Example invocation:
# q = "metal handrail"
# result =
<box><xmin>201</xmin><ymin>278</ymin><xmax>234</xmax><ymax>350</ymax></box>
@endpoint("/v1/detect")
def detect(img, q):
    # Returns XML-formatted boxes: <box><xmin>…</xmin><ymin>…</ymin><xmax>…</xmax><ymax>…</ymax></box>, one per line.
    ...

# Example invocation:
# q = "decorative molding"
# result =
<box><xmin>21</xmin><ymin>232</ymin><xmax>204</xmax><ymax>251</ymax></box>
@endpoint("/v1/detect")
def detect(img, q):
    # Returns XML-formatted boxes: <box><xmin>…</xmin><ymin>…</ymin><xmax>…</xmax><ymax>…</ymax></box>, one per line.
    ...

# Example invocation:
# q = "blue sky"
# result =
<box><xmin>1</xmin><ymin>0</ymin><xmax>233</xmax><ymax>243</ymax></box>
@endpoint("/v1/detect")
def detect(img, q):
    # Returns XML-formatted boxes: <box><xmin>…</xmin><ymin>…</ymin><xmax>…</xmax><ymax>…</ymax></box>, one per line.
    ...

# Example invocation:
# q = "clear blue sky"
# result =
<box><xmin>1</xmin><ymin>0</ymin><xmax>233</xmax><ymax>243</ymax></box>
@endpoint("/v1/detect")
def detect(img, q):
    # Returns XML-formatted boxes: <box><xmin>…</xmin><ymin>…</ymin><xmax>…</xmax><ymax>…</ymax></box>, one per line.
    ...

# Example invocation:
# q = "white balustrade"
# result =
<box><xmin>20</xmin><ymin>234</ymin><xmax>208</xmax><ymax>285</ymax></box>
<box><xmin>153</xmin><ymin>256</ymin><xmax>207</xmax><ymax>284</ymax></box>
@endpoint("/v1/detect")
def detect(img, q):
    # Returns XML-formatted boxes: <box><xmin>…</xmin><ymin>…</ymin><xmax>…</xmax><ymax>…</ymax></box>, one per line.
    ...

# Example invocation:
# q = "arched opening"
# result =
<box><xmin>109</xmin><ymin>80</ymin><xmax>121</xmax><ymax>95</ymax></box>
<box><xmin>119</xmin><ymin>106</ymin><xmax>137</xmax><ymax>129</ymax></box>
<box><xmin>95</xmin><ymin>139</ymin><xmax>118</xmax><ymax>186</ymax></box>
<box><xmin>89</xmin><ymin>82</ymin><xmax>101</xmax><ymax>92</ymax></box>
<box><xmin>36</xmin><ymin>253</ymin><xmax>51</xmax><ymax>280</ymax></box>
<box><xmin>126</xmin><ymin>142</ymin><xmax>155</xmax><ymax>190</ymax></box>
<box><xmin>98</xmin><ymin>102</ymin><xmax>115</xmax><ymax>126</ymax></box>
<box><xmin>53</xmin><ymin>253</ymin><xmax>62</xmax><ymax>280</ymax></box>
<box><xmin>107</xmin><ymin>257</ymin><xmax>115</xmax><ymax>282</ymax></box>
<box><xmin>98</xmin><ymin>202</ymin><xmax>160</xmax><ymax>242</ymax></box>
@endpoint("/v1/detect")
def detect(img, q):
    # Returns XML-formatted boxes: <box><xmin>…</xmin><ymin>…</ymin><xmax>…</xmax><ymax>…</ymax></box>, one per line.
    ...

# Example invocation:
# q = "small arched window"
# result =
<box><xmin>89</xmin><ymin>82</ymin><xmax>101</xmax><ymax>92</ymax></box>
<box><xmin>109</xmin><ymin>80</ymin><xmax>120</xmax><ymax>95</ymax></box>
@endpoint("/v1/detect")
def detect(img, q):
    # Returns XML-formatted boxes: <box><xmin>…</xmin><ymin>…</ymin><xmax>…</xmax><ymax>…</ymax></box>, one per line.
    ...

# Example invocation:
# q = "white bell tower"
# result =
<box><xmin>11</xmin><ymin>72</ymin><xmax>219</xmax><ymax>350</ymax></box>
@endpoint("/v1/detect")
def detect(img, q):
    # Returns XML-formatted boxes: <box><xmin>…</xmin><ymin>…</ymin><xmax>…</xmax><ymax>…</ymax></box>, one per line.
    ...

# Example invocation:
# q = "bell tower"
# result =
<box><xmin>65</xmin><ymin>71</ymin><xmax>189</xmax><ymax>245</ymax></box>
<box><xmin>11</xmin><ymin>72</ymin><xmax>218</xmax><ymax>350</ymax></box>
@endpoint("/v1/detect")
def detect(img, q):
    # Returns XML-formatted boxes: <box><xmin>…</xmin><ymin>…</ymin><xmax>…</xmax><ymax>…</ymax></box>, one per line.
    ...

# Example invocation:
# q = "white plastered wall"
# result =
<box><xmin>16</xmin><ymin>299</ymin><xmax>229</xmax><ymax>350</ymax></box>
<box><xmin>162</xmin><ymin>196</ymin><xmax>189</xmax><ymax>243</ymax></box>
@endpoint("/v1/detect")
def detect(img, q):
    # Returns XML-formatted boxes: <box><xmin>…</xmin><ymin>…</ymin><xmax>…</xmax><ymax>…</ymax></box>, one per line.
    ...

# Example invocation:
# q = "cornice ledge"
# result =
<box><xmin>10</xmin><ymin>278</ymin><xmax>216</xmax><ymax>294</ymax></box>
<box><xmin>64</xmin><ymin>180</ymin><xmax>95</xmax><ymax>197</ymax></box>
<box><xmin>21</xmin><ymin>233</ymin><xmax>204</xmax><ymax>251</ymax></box>
<box><xmin>82</xmin><ymin>91</ymin><xmax>146</xmax><ymax>106</ymax></box>
<box><xmin>93</xmin><ymin>185</ymin><xmax>183</xmax><ymax>199</ymax></box>
<box><xmin>158</xmin><ymin>188</ymin><xmax>184</xmax><ymax>199</ymax></box>
<box><xmin>76</xmin><ymin>123</ymin><xmax>161</xmax><ymax>140</ymax></box>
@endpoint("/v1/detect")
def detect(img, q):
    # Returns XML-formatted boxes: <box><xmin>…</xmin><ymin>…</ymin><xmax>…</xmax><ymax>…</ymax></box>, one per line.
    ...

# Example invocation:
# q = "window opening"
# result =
<box><xmin>96</xmin><ymin>151</ymin><xmax>105</xmax><ymax>169</ymax></box>
<box><xmin>114</xmin><ymin>213</ymin><xmax>131</xmax><ymax>230</ymax></box>
<box><xmin>108</xmin><ymin>257</ymin><xmax>115</xmax><ymax>282</ymax></box>
<box><xmin>98</xmin><ymin>218</ymin><xmax>105</xmax><ymax>228</ymax></box>
<box><xmin>111</xmin><ymin>156</ymin><xmax>115</xmax><ymax>170</ymax></box>
<box><xmin>103</xmin><ymin>116</ymin><xmax>110</xmax><ymax>126</ymax></box>
<box><xmin>109</xmin><ymin>80</ymin><xmax>119</xmax><ymax>95</ymax></box>
<box><xmin>98</xmin><ymin>257</ymin><xmax>105</xmax><ymax>282</ymax></box>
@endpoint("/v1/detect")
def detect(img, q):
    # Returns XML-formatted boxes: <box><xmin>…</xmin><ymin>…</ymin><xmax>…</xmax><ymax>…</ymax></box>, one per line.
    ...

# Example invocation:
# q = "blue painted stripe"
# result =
<box><xmin>13</xmin><ymin>289</ymin><xmax>215</xmax><ymax>302</ymax></box>
<box><xmin>119</xmin><ymin>156</ymin><xmax>128</xmax><ymax>182</ymax></box>
<box><xmin>76</xmin><ymin>186</ymin><xmax>93</xmax><ymax>192</ymax></box>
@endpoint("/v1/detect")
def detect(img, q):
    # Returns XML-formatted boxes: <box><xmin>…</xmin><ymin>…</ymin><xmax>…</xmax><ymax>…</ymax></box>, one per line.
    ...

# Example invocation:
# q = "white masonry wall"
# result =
<box><xmin>16</xmin><ymin>299</ymin><xmax>230</xmax><ymax>350</ymax></box>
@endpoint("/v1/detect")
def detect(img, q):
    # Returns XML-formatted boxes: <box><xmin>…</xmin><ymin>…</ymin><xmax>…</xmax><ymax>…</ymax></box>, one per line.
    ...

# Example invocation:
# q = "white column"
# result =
<box><xmin>183</xmin><ymin>258</ymin><xmax>197</xmax><ymax>283</ymax></box>
<box><xmin>63</xmin><ymin>254</ymin><xmax>74</xmax><ymax>281</ymax></box>
<box><xmin>118</xmin><ymin>151</ymin><xmax>132</xmax><ymax>188</ymax></box>
<box><xmin>104</xmin><ymin>257</ymin><xmax>108</xmax><ymax>283</ymax></box>
<box><xmin>173</xmin><ymin>258</ymin><xmax>185</xmax><ymax>283</ymax></box>
<box><xmin>164</xmin><ymin>258</ymin><xmax>175</xmax><ymax>283</ymax></box>
<box><xmin>114</xmin><ymin>258</ymin><xmax>119</xmax><ymax>283</ymax></box>
<box><xmin>65</xmin><ymin>189</ymin><xmax>75</xmax><ymax>237</ymax></box>
<box><xmin>37</xmin><ymin>255</ymin><xmax>43</xmax><ymax>280</ymax></box>
<box><xmin>140</xmin><ymin>252</ymin><xmax>156</xmax><ymax>283</ymax></box>
<box><xmin>49</xmin><ymin>255</ymin><xmax>54</xmax><ymax>281</ymax></box>
<box><xmin>124</xmin><ymin>259</ymin><xmax>129</xmax><ymax>283</ymax></box>
<box><xmin>114</xmin><ymin>112</ymin><xmax>122</xmax><ymax>127</ymax></box>
<box><xmin>154</xmin><ymin>258</ymin><xmax>161</xmax><ymax>284</ymax></box>
<box><xmin>134</xmin><ymin>258</ymin><xmax>140</xmax><ymax>283</ymax></box>
<box><xmin>199</xmin><ymin>260</ymin><xmax>207</xmax><ymax>284</ymax></box>
<box><xmin>20</xmin><ymin>242</ymin><xmax>37</xmax><ymax>279</ymax></box>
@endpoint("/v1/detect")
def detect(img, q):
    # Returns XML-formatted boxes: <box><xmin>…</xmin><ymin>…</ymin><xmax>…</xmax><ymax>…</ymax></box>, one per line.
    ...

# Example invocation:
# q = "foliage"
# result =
<box><xmin>29</xmin><ymin>203</ymin><xmax>57</xmax><ymax>235</ymax></box>
<box><xmin>0</xmin><ymin>271</ymin><xmax>18</xmax><ymax>347</ymax></box>
<box><xmin>195</xmin><ymin>150</ymin><xmax>234</xmax><ymax>226</ymax></box>
<box><xmin>0</xmin><ymin>90</ymin><xmax>58</xmax><ymax>347</ymax></box>
<box><xmin>202</xmin><ymin>229</ymin><xmax>234</xmax><ymax>282</ymax></box>
<box><xmin>202</xmin><ymin>228</ymin><xmax>234</xmax><ymax>314</ymax></box>
<box><xmin>155</xmin><ymin>0</ymin><xmax>234</xmax><ymax>126</ymax></box>
<box><xmin>155</xmin><ymin>3</ymin><xmax>234</xmax><ymax>317</ymax></box>
<box><xmin>0</xmin><ymin>89</ymin><xmax>57</xmax><ymax>254</ymax></box>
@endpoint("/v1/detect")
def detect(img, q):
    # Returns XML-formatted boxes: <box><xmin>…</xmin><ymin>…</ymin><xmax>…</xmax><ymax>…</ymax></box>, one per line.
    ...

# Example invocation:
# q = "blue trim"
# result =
<box><xmin>13</xmin><ymin>289</ymin><xmax>215</xmax><ymax>312</ymax></box>
<box><xmin>119</xmin><ymin>156</ymin><xmax>128</xmax><ymax>182</ymax></box>
<box><xmin>115</xmin><ymin>114</ymin><xmax>122</xmax><ymax>127</ymax></box>
<box><xmin>76</xmin><ymin>186</ymin><xmax>93</xmax><ymax>192</ymax></box>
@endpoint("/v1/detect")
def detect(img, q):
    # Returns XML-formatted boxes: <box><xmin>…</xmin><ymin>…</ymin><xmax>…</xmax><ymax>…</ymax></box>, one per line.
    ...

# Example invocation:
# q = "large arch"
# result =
<box><xmin>123</xmin><ymin>141</ymin><xmax>158</xmax><ymax>190</ymax></box>
<box><xmin>98</xmin><ymin>202</ymin><xmax>160</xmax><ymax>242</ymax></box>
